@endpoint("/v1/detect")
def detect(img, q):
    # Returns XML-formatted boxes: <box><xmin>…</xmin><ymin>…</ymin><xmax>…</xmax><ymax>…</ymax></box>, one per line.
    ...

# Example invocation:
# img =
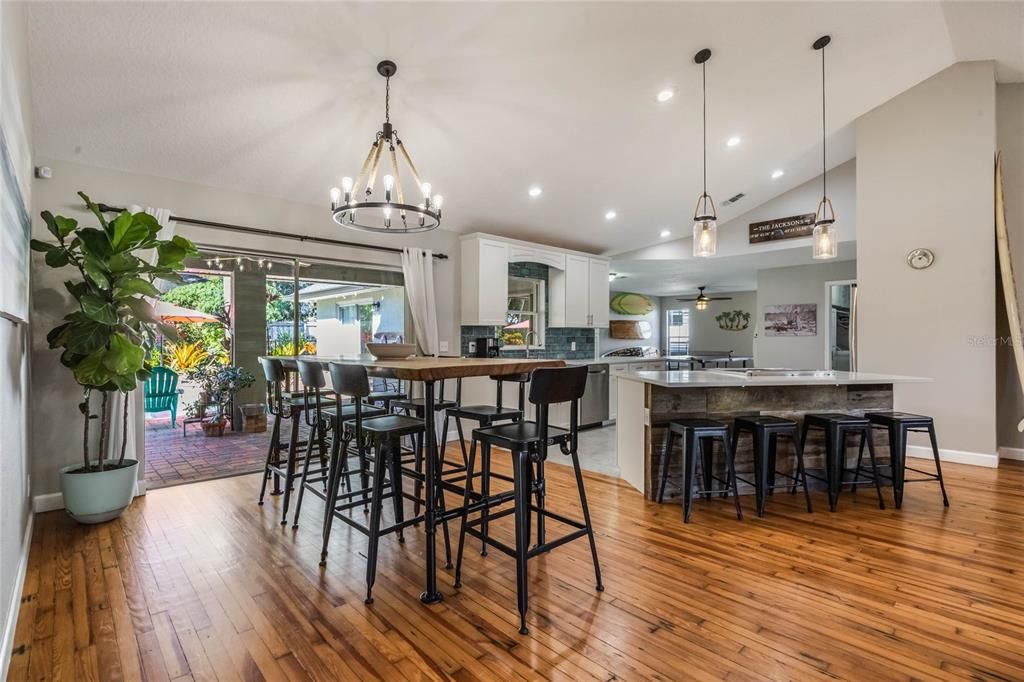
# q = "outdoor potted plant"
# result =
<box><xmin>188</xmin><ymin>364</ymin><xmax>255</xmax><ymax>437</ymax></box>
<box><xmin>31</xmin><ymin>192</ymin><xmax>197</xmax><ymax>523</ymax></box>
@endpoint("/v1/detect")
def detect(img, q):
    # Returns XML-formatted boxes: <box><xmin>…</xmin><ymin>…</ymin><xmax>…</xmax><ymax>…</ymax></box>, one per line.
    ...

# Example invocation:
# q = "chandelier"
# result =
<box><xmin>330</xmin><ymin>60</ymin><xmax>443</xmax><ymax>234</ymax></box>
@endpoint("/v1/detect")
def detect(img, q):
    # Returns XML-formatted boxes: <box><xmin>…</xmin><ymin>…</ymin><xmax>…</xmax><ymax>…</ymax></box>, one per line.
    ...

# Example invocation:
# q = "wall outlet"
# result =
<box><xmin>439</xmin><ymin>340</ymin><xmax>449</xmax><ymax>353</ymax></box>
<box><xmin>468</xmin><ymin>341</ymin><xmax>476</xmax><ymax>354</ymax></box>
<box><xmin>571</xmin><ymin>341</ymin><xmax>577</xmax><ymax>351</ymax></box>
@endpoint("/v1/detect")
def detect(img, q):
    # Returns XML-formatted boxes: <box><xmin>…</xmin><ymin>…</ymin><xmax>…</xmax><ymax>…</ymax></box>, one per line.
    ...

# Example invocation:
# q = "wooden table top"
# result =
<box><xmin>265</xmin><ymin>355</ymin><xmax>566</xmax><ymax>381</ymax></box>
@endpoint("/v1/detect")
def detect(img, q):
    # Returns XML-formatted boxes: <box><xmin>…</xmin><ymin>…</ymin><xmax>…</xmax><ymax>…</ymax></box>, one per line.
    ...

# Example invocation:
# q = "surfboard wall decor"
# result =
<box><xmin>610</xmin><ymin>292</ymin><xmax>656</xmax><ymax>315</ymax></box>
<box><xmin>994</xmin><ymin>153</ymin><xmax>1024</xmax><ymax>431</ymax></box>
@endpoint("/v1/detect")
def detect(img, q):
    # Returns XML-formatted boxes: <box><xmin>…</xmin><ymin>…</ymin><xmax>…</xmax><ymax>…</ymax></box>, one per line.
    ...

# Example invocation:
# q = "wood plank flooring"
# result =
<box><xmin>9</xmin><ymin>446</ymin><xmax>1024</xmax><ymax>681</ymax></box>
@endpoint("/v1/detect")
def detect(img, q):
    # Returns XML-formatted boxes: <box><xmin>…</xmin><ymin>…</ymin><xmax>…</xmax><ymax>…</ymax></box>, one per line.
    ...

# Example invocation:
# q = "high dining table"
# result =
<box><xmin>270</xmin><ymin>354</ymin><xmax>565</xmax><ymax>603</ymax></box>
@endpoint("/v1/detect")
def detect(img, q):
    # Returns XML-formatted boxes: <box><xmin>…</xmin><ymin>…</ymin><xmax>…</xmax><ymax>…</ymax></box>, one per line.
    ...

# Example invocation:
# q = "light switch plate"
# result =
<box><xmin>571</xmin><ymin>342</ymin><xmax>577</xmax><ymax>351</ymax></box>
<box><xmin>439</xmin><ymin>341</ymin><xmax>449</xmax><ymax>352</ymax></box>
<box><xmin>468</xmin><ymin>341</ymin><xmax>476</xmax><ymax>354</ymax></box>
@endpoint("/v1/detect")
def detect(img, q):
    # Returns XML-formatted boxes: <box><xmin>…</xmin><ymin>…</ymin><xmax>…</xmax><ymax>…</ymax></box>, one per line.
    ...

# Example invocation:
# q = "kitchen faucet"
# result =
<box><xmin>523</xmin><ymin>330</ymin><xmax>538</xmax><ymax>358</ymax></box>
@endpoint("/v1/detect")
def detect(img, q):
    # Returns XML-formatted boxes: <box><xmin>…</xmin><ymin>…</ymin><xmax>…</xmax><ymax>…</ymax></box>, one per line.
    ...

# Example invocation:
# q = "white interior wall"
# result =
<box><xmin>856</xmin><ymin>61</ymin><xmax>997</xmax><ymax>465</ymax></box>
<box><xmin>754</xmin><ymin>262</ymin><xmax>856</xmax><ymax>369</ymax></box>
<box><xmin>29</xmin><ymin>157</ymin><xmax>461</xmax><ymax>498</ymax></box>
<box><xmin>0</xmin><ymin>2</ymin><xmax>34</xmax><ymax>677</ymax></box>
<box><xmin>598</xmin><ymin>291</ymin><xmax>662</xmax><ymax>355</ymax></box>
<box><xmin>677</xmin><ymin>291</ymin><xmax>758</xmax><ymax>357</ymax></box>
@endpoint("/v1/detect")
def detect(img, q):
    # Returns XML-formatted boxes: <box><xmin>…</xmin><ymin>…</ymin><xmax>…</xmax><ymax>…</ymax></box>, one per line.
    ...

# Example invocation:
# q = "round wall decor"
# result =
<box><xmin>906</xmin><ymin>248</ymin><xmax>935</xmax><ymax>270</ymax></box>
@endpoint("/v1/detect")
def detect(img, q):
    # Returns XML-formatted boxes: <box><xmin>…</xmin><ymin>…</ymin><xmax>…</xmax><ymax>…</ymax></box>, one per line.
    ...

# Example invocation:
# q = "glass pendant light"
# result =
<box><xmin>812</xmin><ymin>36</ymin><xmax>838</xmax><ymax>260</ymax></box>
<box><xmin>692</xmin><ymin>48</ymin><xmax>717</xmax><ymax>258</ymax></box>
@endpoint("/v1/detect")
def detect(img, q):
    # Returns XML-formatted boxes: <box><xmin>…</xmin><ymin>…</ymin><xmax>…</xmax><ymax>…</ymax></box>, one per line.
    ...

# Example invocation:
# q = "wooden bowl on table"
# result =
<box><xmin>366</xmin><ymin>343</ymin><xmax>417</xmax><ymax>360</ymax></box>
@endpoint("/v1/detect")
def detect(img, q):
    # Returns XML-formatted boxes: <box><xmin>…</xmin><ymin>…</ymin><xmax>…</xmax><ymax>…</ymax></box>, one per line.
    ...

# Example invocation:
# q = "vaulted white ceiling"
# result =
<box><xmin>25</xmin><ymin>2</ymin><xmax>1024</xmax><ymax>255</ymax></box>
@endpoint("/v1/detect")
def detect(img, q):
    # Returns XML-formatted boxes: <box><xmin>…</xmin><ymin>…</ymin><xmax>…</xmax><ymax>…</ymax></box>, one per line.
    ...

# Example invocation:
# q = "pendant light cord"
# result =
<box><xmin>385</xmin><ymin>75</ymin><xmax>391</xmax><ymax>125</ymax></box>
<box><xmin>821</xmin><ymin>43</ymin><xmax>826</xmax><ymax>202</ymax></box>
<box><xmin>702</xmin><ymin>60</ymin><xmax>708</xmax><ymax>197</ymax></box>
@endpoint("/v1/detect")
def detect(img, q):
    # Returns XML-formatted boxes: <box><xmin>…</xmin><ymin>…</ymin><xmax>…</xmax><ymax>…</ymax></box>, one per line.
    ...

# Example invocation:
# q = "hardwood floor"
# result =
<box><xmin>10</xmin><ymin>446</ymin><xmax>1024</xmax><ymax>681</ymax></box>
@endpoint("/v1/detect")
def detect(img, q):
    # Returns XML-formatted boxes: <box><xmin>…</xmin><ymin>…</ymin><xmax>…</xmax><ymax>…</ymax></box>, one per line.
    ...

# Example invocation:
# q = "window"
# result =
<box><xmin>502</xmin><ymin>276</ymin><xmax>545</xmax><ymax>349</ymax></box>
<box><xmin>666</xmin><ymin>308</ymin><xmax>690</xmax><ymax>355</ymax></box>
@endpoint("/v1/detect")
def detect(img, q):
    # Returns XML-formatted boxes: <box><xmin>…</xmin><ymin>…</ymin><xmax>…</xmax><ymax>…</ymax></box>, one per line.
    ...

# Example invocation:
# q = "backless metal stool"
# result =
<box><xmin>257</xmin><ymin>357</ymin><xmax>313</xmax><ymax>523</ymax></box>
<box><xmin>864</xmin><ymin>412</ymin><xmax>949</xmax><ymax>508</ymax></box>
<box><xmin>290</xmin><ymin>359</ymin><xmax>385</xmax><ymax>529</ymax></box>
<box><xmin>800</xmin><ymin>413</ymin><xmax>886</xmax><ymax>512</ymax></box>
<box><xmin>319</xmin><ymin>363</ymin><xmax>447</xmax><ymax>603</ymax></box>
<box><xmin>658</xmin><ymin>418</ymin><xmax>743</xmax><ymax>523</ymax></box>
<box><xmin>730</xmin><ymin>416</ymin><xmax>812</xmax><ymax>517</ymax></box>
<box><xmin>454</xmin><ymin>365</ymin><xmax>603</xmax><ymax>635</ymax></box>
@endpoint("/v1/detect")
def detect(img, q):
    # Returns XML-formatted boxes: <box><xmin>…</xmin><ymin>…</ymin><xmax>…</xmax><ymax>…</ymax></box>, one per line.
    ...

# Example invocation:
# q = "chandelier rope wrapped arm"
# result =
<box><xmin>330</xmin><ymin>60</ymin><xmax>443</xmax><ymax>234</ymax></box>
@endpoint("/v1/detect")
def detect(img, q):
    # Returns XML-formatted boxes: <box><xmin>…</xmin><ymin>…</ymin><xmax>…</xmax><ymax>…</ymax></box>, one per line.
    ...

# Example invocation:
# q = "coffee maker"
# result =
<box><xmin>474</xmin><ymin>336</ymin><xmax>500</xmax><ymax>358</ymax></box>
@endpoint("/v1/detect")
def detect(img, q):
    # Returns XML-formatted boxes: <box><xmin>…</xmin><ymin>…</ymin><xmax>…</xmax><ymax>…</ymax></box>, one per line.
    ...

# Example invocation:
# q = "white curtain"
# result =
<box><xmin>111</xmin><ymin>206</ymin><xmax>176</xmax><ymax>493</ymax></box>
<box><xmin>401</xmin><ymin>247</ymin><xmax>439</xmax><ymax>356</ymax></box>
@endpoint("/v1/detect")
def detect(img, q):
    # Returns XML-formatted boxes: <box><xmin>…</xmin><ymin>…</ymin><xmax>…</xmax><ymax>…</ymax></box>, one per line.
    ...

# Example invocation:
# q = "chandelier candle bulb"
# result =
<box><xmin>330</xmin><ymin>187</ymin><xmax>341</xmax><ymax>208</ymax></box>
<box><xmin>420</xmin><ymin>182</ymin><xmax>431</xmax><ymax>198</ymax></box>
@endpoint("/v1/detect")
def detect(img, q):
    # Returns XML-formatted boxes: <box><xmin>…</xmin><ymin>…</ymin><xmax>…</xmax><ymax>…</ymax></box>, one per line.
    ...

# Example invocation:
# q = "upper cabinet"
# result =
<box><xmin>460</xmin><ymin>234</ymin><xmax>610</xmax><ymax>329</ymax></box>
<box><xmin>550</xmin><ymin>254</ymin><xmax>609</xmax><ymax>328</ymax></box>
<box><xmin>461</xmin><ymin>237</ymin><xmax>509</xmax><ymax>326</ymax></box>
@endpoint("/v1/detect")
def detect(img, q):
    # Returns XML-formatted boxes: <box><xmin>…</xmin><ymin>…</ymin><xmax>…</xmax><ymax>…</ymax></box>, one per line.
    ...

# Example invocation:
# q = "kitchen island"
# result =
<box><xmin>615</xmin><ymin>369</ymin><xmax>929</xmax><ymax>500</ymax></box>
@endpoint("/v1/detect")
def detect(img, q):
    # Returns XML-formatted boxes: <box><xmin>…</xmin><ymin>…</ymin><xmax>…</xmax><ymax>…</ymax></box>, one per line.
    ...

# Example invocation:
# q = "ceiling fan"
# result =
<box><xmin>676</xmin><ymin>286</ymin><xmax>732</xmax><ymax>311</ymax></box>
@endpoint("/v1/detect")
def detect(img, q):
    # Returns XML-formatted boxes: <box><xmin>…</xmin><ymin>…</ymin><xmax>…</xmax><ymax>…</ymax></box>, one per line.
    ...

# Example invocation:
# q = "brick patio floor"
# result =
<box><xmin>144</xmin><ymin>415</ymin><xmax>312</xmax><ymax>489</ymax></box>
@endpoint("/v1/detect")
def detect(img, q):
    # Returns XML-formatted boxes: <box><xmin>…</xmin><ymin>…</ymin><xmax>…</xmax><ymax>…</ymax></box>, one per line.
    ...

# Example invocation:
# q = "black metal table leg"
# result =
<box><xmin>420</xmin><ymin>379</ymin><xmax>443</xmax><ymax>604</ymax></box>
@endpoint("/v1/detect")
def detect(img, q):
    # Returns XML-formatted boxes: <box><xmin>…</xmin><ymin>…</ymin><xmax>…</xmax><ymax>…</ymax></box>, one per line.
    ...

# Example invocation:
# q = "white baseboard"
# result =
<box><xmin>998</xmin><ymin>446</ymin><xmax>1024</xmax><ymax>461</ymax></box>
<box><xmin>33</xmin><ymin>479</ymin><xmax>147</xmax><ymax>513</ymax></box>
<box><xmin>907</xmin><ymin>445</ymin><xmax>999</xmax><ymax>468</ymax></box>
<box><xmin>1</xmin><ymin>512</ymin><xmax>33</xmax><ymax>682</ymax></box>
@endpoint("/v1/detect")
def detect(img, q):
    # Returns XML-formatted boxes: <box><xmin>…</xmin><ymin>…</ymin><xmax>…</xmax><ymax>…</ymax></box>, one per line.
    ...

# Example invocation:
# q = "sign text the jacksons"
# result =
<box><xmin>748</xmin><ymin>213</ymin><xmax>816</xmax><ymax>244</ymax></box>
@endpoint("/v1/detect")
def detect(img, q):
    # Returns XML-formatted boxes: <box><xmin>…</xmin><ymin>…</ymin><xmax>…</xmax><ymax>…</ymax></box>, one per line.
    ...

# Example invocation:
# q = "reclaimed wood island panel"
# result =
<box><xmin>615</xmin><ymin>370</ymin><xmax>930</xmax><ymax>501</ymax></box>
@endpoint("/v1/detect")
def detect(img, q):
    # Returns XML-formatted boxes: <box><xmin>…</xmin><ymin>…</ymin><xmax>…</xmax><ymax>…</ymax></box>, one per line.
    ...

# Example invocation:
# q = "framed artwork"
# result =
<box><xmin>764</xmin><ymin>304</ymin><xmax>817</xmax><ymax>337</ymax></box>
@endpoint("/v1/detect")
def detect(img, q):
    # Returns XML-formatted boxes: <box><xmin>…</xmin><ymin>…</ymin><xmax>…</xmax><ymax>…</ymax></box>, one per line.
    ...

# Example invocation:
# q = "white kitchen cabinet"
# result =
<box><xmin>561</xmin><ymin>255</ymin><xmax>591</xmax><ymax>327</ymax></box>
<box><xmin>508</xmin><ymin>245</ymin><xmax>566</xmax><ymax>270</ymax></box>
<box><xmin>549</xmin><ymin>254</ymin><xmax>610</xmax><ymax>329</ymax></box>
<box><xmin>588</xmin><ymin>259</ymin><xmax>610</xmax><ymax>327</ymax></box>
<box><xmin>460</xmin><ymin>237</ymin><xmax>509</xmax><ymax>326</ymax></box>
<box><xmin>460</xmin><ymin>233</ymin><xmax>609</xmax><ymax>329</ymax></box>
<box><xmin>608</xmin><ymin>364</ymin><xmax>629</xmax><ymax>420</ymax></box>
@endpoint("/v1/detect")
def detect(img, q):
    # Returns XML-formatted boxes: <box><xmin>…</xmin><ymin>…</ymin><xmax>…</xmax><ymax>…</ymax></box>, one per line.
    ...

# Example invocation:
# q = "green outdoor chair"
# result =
<box><xmin>145</xmin><ymin>367</ymin><xmax>180</xmax><ymax>426</ymax></box>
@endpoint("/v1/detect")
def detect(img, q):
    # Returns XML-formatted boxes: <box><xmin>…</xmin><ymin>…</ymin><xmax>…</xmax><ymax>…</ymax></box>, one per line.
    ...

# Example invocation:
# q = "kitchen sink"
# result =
<box><xmin>706</xmin><ymin>368</ymin><xmax>836</xmax><ymax>378</ymax></box>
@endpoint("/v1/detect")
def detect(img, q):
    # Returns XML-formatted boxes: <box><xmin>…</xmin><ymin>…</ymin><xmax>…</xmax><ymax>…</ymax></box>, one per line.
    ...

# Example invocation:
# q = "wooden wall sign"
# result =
<box><xmin>749</xmin><ymin>213</ymin><xmax>816</xmax><ymax>244</ymax></box>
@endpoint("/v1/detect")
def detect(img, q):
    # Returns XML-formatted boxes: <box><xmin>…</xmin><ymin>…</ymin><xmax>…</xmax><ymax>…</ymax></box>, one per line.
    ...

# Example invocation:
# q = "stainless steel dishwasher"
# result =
<box><xmin>579</xmin><ymin>363</ymin><xmax>609</xmax><ymax>427</ymax></box>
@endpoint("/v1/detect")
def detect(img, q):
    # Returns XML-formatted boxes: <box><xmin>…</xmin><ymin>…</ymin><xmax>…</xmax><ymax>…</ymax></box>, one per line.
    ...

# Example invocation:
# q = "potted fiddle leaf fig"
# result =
<box><xmin>31</xmin><ymin>192</ymin><xmax>198</xmax><ymax>523</ymax></box>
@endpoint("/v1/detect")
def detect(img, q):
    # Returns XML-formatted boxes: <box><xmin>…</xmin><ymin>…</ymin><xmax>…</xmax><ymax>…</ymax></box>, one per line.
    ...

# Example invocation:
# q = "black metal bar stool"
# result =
<box><xmin>446</xmin><ymin>372</ymin><xmax>529</xmax><ymax>554</ymax></box>
<box><xmin>863</xmin><ymin>412</ymin><xmax>949</xmax><ymax>509</ymax></box>
<box><xmin>290</xmin><ymin>359</ymin><xmax>386</xmax><ymax>528</ymax></box>
<box><xmin>453</xmin><ymin>365</ymin><xmax>603</xmax><ymax>635</ymax></box>
<box><xmin>657</xmin><ymin>419</ymin><xmax>743</xmax><ymax>523</ymax></box>
<box><xmin>318</xmin><ymin>363</ymin><xmax>449</xmax><ymax>603</ymax></box>
<box><xmin>257</xmin><ymin>357</ymin><xmax>315</xmax><ymax>523</ymax></box>
<box><xmin>730</xmin><ymin>416</ymin><xmax>812</xmax><ymax>517</ymax></box>
<box><xmin>800</xmin><ymin>413</ymin><xmax>886</xmax><ymax>512</ymax></box>
<box><xmin>365</xmin><ymin>377</ymin><xmax>408</xmax><ymax>412</ymax></box>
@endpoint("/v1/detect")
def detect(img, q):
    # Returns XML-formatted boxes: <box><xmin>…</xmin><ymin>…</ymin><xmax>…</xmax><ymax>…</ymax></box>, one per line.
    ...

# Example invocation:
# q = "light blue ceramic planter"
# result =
<box><xmin>60</xmin><ymin>460</ymin><xmax>139</xmax><ymax>524</ymax></box>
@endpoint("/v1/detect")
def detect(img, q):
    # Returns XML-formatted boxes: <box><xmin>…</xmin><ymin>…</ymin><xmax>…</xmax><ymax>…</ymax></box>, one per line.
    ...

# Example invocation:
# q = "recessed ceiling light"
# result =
<box><xmin>726</xmin><ymin>136</ymin><xmax>742</xmax><ymax>147</ymax></box>
<box><xmin>528</xmin><ymin>186</ymin><xmax>542</xmax><ymax>197</ymax></box>
<box><xmin>656</xmin><ymin>89</ymin><xmax>674</xmax><ymax>103</ymax></box>
<box><xmin>605</xmin><ymin>210</ymin><xmax>617</xmax><ymax>220</ymax></box>
<box><xmin>660</xmin><ymin>229</ymin><xmax>671</xmax><ymax>238</ymax></box>
<box><xmin>771</xmin><ymin>169</ymin><xmax>785</xmax><ymax>179</ymax></box>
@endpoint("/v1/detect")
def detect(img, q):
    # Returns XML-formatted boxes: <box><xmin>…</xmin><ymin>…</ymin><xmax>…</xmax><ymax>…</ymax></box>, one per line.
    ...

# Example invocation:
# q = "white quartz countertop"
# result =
<box><xmin>565</xmin><ymin>357</ymin><xmax>663</xmax><ymax>366</ymax></box>
<box><xmin>618</xmin><ymin>369</ymin><xmax>931</xmax><ymax>388</ymax></box>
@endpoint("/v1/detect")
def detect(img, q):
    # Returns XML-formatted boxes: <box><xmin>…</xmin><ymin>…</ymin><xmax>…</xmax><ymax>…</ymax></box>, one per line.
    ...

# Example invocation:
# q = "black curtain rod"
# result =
<box><xmin>96</xmin><ymin>204</ymin><xmax>448</xmax><ymax>260</ymax></box>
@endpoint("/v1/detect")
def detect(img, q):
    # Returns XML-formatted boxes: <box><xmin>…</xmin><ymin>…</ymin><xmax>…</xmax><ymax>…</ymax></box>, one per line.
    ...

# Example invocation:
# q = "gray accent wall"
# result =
<box><xmin>754</xmin><ymin>261</ymin><xmax>856</xmax><ymax>369</ymax></box>
<box><xmin>857</xmin><ymin>61</ymin><xmax>997</xmax><ymax>463</ymax></box>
